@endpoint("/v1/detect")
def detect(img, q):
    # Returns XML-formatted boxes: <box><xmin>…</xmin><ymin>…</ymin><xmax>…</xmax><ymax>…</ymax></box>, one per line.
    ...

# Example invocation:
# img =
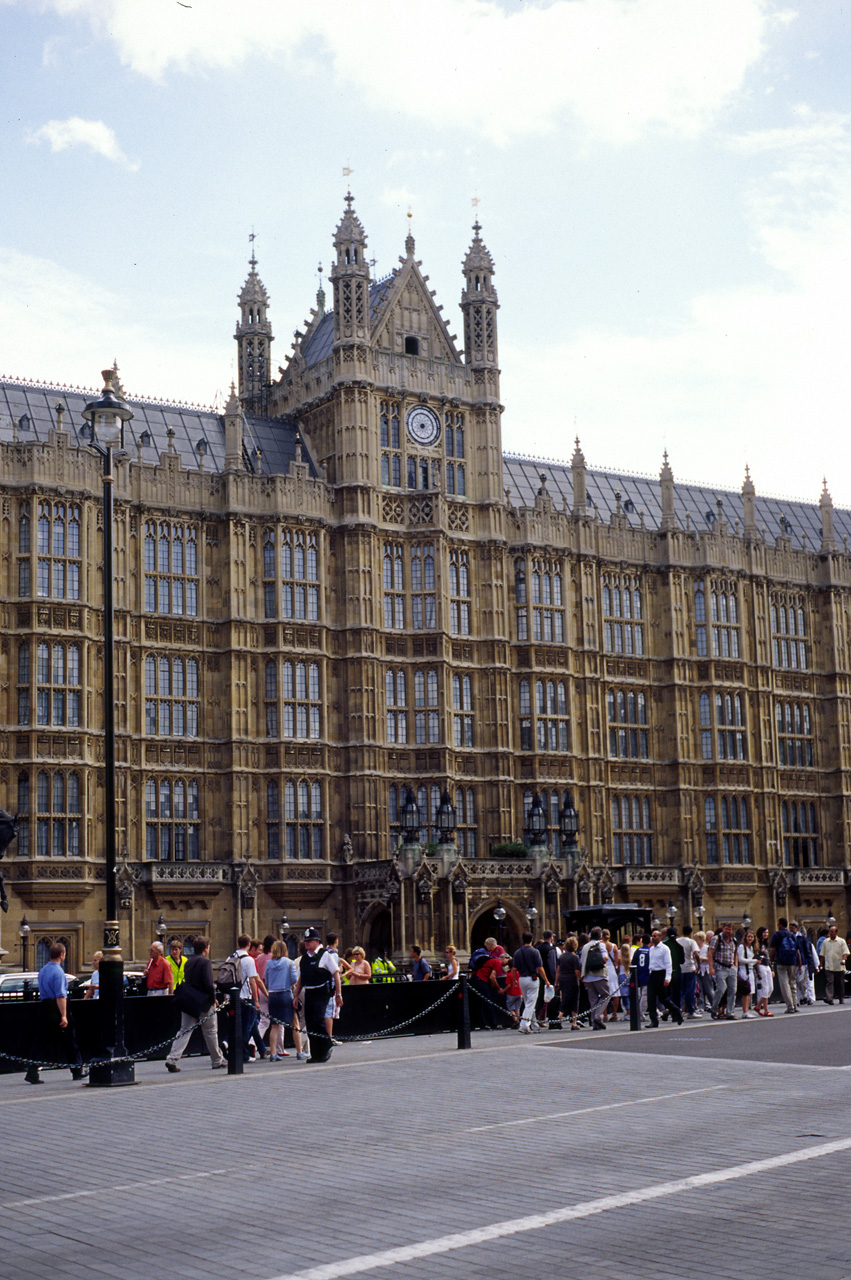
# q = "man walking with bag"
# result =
<box><xmin>165</xmin><ymin>937</ymin><xmax>225</xmax><ymax>1072</ymax></box>
<box><xmin>513</xmin><ymin>931</ymin><xmax>546</xmax><ymax>1034</ymax></box>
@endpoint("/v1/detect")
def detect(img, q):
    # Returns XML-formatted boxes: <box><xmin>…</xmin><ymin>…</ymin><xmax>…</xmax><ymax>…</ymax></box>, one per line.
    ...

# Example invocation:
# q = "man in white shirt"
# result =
<box><xmin>647</xmin><ymin>929</ymin><xmax>683</xmax><ymax>1028</ymax></box>
<box><xmin>821</xmin><ymin>926</ymin><xmax>849</xmax><ymax>1005</ymax></box>
<box><xmin>235</xmin><ymin>933</ymin><xmax>267</xmax><ymax>1063</ymax></box>
<box><xmin>293</xmin><ymin>928</ymin><xmax>343</xmax><ymax>1063</ymax></box>
<box><xmin>677</xmin><ymin>926</ymin><xmax>701</xmax><ymax>1018</ymax></box>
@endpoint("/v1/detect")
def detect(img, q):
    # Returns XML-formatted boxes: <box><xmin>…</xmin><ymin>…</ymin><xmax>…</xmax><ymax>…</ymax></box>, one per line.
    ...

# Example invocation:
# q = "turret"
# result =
<box><xmin>235</xmin><ymin>245</ymin><xmax>273</xmax><ymax>412</ymax></box>
<box><xmin>742</xmin><ymin>466</ymin><xmax>759</xmax><ymax>541</ymax></box>
<box><xmin>223</xmin><ymin>382</ymin><xmax>244</xmax><ymax>471</ymax></box>
<box><xmin>460</xmin><ymin>220</ymin><xmax>499</xmax><ymax>371</ymax></box>
<box><xmin>659</xmin><ymin>451</ymin><xmax>678</xmax><ymax>531</ymax></box>
<box><xmin>820</xmin><ymin>479</ymin><xmax>838</xmax><ymax>553</ymax></box>
<box><xmin>330</xmin><ymin>193</ymin><xmax>371</xmax><ymax>345</ymax></box>
<box><xmin>571</xmin><ymin>437</ymin><xmax>587</xmax><ymax>516</ymax></box>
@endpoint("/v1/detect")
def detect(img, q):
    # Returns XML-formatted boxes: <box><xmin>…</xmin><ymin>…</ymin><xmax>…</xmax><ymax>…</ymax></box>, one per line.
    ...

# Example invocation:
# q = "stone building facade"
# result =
<box><xmin>1</xmin><ymin>195</ymin><xmax>850</xmax><ymax>970</ymax></box>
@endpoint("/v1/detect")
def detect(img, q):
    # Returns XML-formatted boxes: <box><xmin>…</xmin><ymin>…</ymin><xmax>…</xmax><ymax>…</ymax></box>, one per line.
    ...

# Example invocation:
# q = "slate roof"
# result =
<box><xmin>0</xmin><ymin>378</ymin><xmax>316</xmax><ymax>478</ymax></box>
<box><xmin>300</xmin><ymin>275</ymin><xmax>397</xmax><ymax>367</ymax></box>
<box><xmin>503</xmin><ymin>455</ymin><xmax>851</xmax><ymax>549</ymax></box>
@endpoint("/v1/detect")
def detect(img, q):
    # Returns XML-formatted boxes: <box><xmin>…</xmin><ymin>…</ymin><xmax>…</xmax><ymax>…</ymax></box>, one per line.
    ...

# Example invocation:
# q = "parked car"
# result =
<box><xmin>68</xmin><ymin>970</ymin><xmax>147</xmax><ymax>999</ymax></box>
<box><xmin>0</xmin><ymin>971</ymin><xmax>75</xmax><ymax>999</ymax></box>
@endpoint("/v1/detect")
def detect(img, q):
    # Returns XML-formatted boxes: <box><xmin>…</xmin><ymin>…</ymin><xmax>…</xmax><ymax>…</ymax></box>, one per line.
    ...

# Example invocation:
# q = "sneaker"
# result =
<box><xmin>692</xmin><ymin>1011</ymin><xmax>703</xmax><ymax>1018</ymax></box>
<box><xmin>211</xmin><ymin>1062</ymin><xmax>227</xmax><ymax>1070</ymax></box>
<box><xmin>331</xmin><ymin>1038</ymin><xmax>343</xmax><ymax>1047</ymax></box>
<box><xmin>296</xmin><ymin>1051</ymin><xmax>308</xmax><ymax>1060</ymax></box>
<box><xmin>25</xmin><ymin>1071</ymin><xmax>43</xmax><ymax>1085</ymax></box>
<box><xmin>518</xmin><ymin>1026</ymin><xmax>531</xmax><ymax>1034</ymax></box>
<box><xmin>165</xmin><ymin>1062</ymin><xmax>180</xmax><ymax>1073</ymax></box>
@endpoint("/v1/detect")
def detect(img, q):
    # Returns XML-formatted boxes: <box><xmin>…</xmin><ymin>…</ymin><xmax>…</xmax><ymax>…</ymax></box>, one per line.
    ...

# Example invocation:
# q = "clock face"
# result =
<box><xmin>406</xmin><ymin>404</ymin><xmax>440</xmax><ymax>447</ymax></box>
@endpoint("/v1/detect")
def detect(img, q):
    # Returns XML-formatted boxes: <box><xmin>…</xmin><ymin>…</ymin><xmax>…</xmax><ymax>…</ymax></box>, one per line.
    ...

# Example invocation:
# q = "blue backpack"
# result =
<box><xmin>777</xmin><ymin>931</ymin><xmax>798</xmax><ymax>966</ymax></box>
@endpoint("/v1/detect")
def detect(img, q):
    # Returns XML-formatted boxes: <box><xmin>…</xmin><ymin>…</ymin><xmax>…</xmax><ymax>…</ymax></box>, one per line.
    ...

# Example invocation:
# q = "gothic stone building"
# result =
<box><xmin>2</xmin><ymin>196</ymin><xmax>850</xmax><ymax>970</ymax></box>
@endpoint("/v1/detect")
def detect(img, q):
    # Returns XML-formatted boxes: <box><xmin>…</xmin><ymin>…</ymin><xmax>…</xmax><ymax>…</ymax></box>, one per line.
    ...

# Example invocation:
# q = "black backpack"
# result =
<box><xmin>469</xmin><ymin>948</ymin><xmax>489</xmax><ymax>975</ymax></box>
<box><xmin>585</xmin><ymin>942</ymin><xmax>606</xmax><ymax>972</ymax></box>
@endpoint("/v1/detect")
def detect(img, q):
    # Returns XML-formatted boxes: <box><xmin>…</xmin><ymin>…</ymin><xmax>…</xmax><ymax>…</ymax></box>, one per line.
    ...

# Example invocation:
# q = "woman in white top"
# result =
<box><xmin>736</xmin><ymin>929</ymin><xmax>757</xmax><ymax>1019</ymax></box>
<box><xmin>443</xmin><ymin>945</ymin><xmax>460</xmax><ymax>980</ymax></box>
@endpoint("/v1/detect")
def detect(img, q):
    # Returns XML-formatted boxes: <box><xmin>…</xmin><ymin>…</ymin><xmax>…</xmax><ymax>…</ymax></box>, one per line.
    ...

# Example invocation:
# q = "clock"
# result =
<box><xmin>405</xmin><ymin>404</ymin><xmax>440</xmax><ymax>447</ymax></box>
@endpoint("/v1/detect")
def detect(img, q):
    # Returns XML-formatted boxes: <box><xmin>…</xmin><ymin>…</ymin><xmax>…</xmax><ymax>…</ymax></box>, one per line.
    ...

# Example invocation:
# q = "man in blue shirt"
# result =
<box><xmin>25</xmin><ymin>942</ymin><xmax>85</xmax><ymax>1085</ymax></box>
<box><xmin>410</xmin><ymin>945</ymin><xmax>431</xmax><ymax>981</ymax></box>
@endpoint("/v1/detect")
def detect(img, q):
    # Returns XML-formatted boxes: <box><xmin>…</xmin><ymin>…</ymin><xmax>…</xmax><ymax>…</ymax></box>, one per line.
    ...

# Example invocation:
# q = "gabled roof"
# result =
<box><xmin>0</xmin><ymin>378</ymin><xmax>317</xmax><ymax>478</ymax></box>
<box><xmin>299</xmin><ymin>275</ymin><xmax>397</xmax><ymax>367</ymax></box>
<box><xmin>503</xmin><ymin>455</ymin><xmax>851</xmax><ymax>548</ymax></box>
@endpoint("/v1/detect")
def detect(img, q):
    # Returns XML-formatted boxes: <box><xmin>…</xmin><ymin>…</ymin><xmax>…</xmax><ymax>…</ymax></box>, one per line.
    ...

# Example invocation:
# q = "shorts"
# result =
<box><xmin>324</xmin><ymin>996</ymin><xmax>335</xmax><ymax>1020</ymax></box>
<box><xmin>268</xmin><ymin>990</ymin><xmax>294</xmax><ymax>1026</ymax></box>
<box><xmin>506</xmin><ymin>994</ymin><xmax>522</xmax><ymax>1013</ymax></box>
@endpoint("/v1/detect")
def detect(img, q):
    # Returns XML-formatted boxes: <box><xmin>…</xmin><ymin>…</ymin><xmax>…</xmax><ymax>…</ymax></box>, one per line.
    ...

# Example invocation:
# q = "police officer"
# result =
<box><xmin>293</xmin><ymin>928</ymin><xmax>342</xmax><ymax>1063</ymax></box>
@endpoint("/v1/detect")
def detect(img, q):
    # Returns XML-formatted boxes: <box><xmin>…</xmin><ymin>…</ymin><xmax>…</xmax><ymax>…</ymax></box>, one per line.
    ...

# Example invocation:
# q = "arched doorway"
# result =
<box><xmin>368</xmin><ymin>908</ymin><xmax>393</xmax><ymax>958</ymax></box>
<box><xmin>469</xmin><ymin>902</ymin><xmax>523</xmax><ymax>957</ymax></box>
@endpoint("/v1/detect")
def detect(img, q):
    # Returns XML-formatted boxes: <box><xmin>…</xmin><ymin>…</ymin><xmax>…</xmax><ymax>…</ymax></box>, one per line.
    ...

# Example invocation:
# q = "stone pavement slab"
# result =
<box><xmin>1</xmin><ymin>1007</ymin><xmax>850</xmax><ymax>1280</ymax></box>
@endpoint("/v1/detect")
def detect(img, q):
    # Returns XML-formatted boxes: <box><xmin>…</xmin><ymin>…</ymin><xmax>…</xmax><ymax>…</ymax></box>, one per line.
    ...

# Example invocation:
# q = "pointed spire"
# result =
<box><xmin>571</xmin><ymin>436</ymin><xmax>587</xmax><ymax>517</ymax></box>
<box><xmin>333</xmin><ymin>191</ymin><xmax>368</xmax><ymax>261</ymax></box>
<box><xmin>224</xmin><ymin>381</ymin><xmax>244</xmax><ymax>471</ymax></box>
<box><xmin>405</xmin><ymin>207</ymin><xmax>415</xmax><ymax>258</ymax></box>
<box><xmin>659</xmin><ymin>450</ymin><xmax>678</xmax><ymax>531</ymax></box>
<box><xmin>238</xmin><ymin>241</ymin><xmax>269</xmax><ymax>308</ymax></box>
<box><xmin>742</xmin><ymin>465</ymin><xmax>758</xmax><ymax>540</ymax></box>
<box><xmin>462</xmin><ymin>219</ymin><xmax>496</xmax><ymax>277</ymax></box>
<box><xmin>316</xmin><ymin>262</ymin><xmax>325</xmax><ymax>317</ymax></box>
<box><xmin>820</xmin><ymin>478</ymin><xmax>838</xmax><ymax>553</ymax></box>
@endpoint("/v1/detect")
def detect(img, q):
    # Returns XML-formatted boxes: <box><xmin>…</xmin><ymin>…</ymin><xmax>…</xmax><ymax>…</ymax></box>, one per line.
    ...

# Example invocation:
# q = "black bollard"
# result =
<box><xmin>629</xmin><ymin>963</ymin><xmax>640</xmax><ymax>1031</ymax></box>
<box><xmin>227</xmin><ymin>985</ymin><xmax>243</xmax><ymax>1075</ymax></box>
<box><xmin>457</xmin><ymin>975</ymin><xmax>471</xmax><ymax>1050</ymax></box>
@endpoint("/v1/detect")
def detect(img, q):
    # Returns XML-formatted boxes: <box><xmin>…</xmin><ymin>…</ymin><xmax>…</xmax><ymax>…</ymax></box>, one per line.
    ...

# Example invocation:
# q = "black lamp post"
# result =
<box><xmin>666</xmin><ymin>899</ymin><xmax>677</xmax><ymax>932</ymax></box>
<box><xmin>278</xmin><ymin>913</ymin><xmax>290</xmax><ymax>941</ymax></box>
<box><xmin>559</xmin><ymin>792</ymin><xmax>579</xmax><ymax>864</ymax></box>
<box><xmin>156</xmin><ymin>913</ymin><xmax>167</xmax><ymax>948</ymax></box>
<box><xmin>493</xmin><ymin>898</ymin><xmax>507</xmax><ymax>946</ymax></box>
<box><xmin>435</xmin><ymin>790</ymin><xmax>456</xmax><ymax>844</ymax></box>
<box><xmin>695</xmin><ymin>900</ymin><xmax>705</xmax><ymax>932</ymax></box>
<box><xmin>83</xmin><ymin>369</ymin><xmax>135</xmax><ymax>1087</ymax></box>
<box><xmin>400</xmin><ymin>787</ymin><xmax>421</xmax><ymax>845</ymax></box>
<box><xmin>526</xmin><ymin>899</ymin><xmax>538</xmax><ymax>929</ymax></box>
<box><xmin>525</xmin><ymin>792</ymin><xmax>548</xmax><ymax>850</ymax></box>
<box><xmin>742</xmin><ymin>910</ymin><xmax>752</xmax><ymax>931</ymax></box>
<box><xmin>19</xmin><ymin>916</ymin><xmax>30</xmax><ymax>971</ymax></box>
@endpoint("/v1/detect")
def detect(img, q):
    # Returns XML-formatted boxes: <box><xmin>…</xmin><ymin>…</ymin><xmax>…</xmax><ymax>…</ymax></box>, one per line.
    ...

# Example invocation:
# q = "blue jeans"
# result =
<box><xmin>681</xmin><ymin>972</ymin><xmax>697</xmax><ymax>1015</ymax></box>
<box><xmin>241</xmin><ymin>1002</ymin><xmax>259</xmax><ymax>1059</ymax></box>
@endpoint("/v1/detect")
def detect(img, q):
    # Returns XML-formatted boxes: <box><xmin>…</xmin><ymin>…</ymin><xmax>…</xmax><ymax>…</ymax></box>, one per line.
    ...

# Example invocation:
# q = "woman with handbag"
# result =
<box><xmin>165</xmin><ymin>937</ymin><xmax>225</xmax><ymax>1072</ymax></box>
<box><xmin>736</xmin><ymin>928</ymin><xmax>758</xmax><ymax>1019</ymax></box>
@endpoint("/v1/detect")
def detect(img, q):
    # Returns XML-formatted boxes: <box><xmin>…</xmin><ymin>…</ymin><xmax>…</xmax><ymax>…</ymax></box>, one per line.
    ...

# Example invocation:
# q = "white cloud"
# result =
<box><xmin>502</xmin><ymin>106</ymin><xmax>851</xmax><ymax>504</ymax></box>
<box><xmin>30</xmin><ymin>0</ymin><xmax>773</xmax><ymax>143</ymax></box>
<box><xmin>28</xmin><ymin>116</ymin><xmax>140</xmax><ymax>170</ymax></box>
<box><xmin>0</xmin><ymin>250</ymin><xmax>227</xmax><ymax>406</ymax></box>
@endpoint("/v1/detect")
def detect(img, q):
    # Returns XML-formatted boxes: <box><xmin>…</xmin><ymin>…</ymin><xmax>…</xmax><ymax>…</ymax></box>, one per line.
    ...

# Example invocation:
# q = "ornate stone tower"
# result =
<box><xmin>460</xmin><ymin>220</ymin><xmax>503</xmax><ymax>503</ymax></box>
<box><xmin>235</xmin><ymin>247</ymin><xmax>273</xmax><ymax>413</ymax></box>
<box><xmin>330</xmin><ymin>193</ymin><xmax>371</xmax><ymax>349</ymax></box>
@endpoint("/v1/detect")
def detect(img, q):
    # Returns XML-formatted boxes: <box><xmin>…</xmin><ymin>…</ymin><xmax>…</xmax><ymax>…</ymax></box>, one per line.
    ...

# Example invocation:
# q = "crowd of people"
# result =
<box><xmin>463</xmin><ymin>917</ymin><xmax>851</xmax><ymax>1033</ymax></box>
<box><xmin>19</xmin><ymin>916</ymin><xmax>850</xmax><ymax>1083</ymax></box>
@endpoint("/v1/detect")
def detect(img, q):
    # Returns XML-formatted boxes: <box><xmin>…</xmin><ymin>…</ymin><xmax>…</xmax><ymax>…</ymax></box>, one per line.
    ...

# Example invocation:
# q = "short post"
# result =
<box><xmin>227</xmin><ymin>985</ymin><xmax>243</xmax><ymax>1075</ymax></box>
<box><xmin>457</xmin><ymin>975</ymin><xmax>471</xmax><ymax>1050</ymax></box>
<box><xmin>629</xmin><ymin>963</ymin><xmax>640</xmax><ymax>1032</ymax></box>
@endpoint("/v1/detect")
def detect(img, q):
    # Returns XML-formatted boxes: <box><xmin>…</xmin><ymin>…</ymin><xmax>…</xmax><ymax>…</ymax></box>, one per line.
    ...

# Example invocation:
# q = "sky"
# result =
<box><xmin>1</xmin><ymin>0</ymin><xmax>850</xmax><ymax>505</ymax></box>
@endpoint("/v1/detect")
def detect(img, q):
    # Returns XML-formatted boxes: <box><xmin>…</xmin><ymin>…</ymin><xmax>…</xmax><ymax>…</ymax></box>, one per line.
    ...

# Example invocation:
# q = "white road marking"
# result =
<box><xmin>1</xmin><ymin>1167</ymin><xmax>232</xmax><ymax>1209</ymax></box>
<box><xmin>465</xmin><ymin>1084</ymin><xmax>727</xmax><ymax>1131</ymax></box>
<box><xmin>269</xmin><ymin>1136</ymin><xmax>851</xmax><ymax>1280</ymax></box>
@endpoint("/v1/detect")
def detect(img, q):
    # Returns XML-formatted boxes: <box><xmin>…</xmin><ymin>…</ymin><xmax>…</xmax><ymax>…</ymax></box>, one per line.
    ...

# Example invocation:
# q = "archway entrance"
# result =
<box><xmin>368</xmin><ymin>909</ymin><xmax>393</xmax><ymax>959</ymax></box>
<box><xmin>469</xmin><ymin>904</ymin><xmax>523</xmax><ymax>957</ymax></box>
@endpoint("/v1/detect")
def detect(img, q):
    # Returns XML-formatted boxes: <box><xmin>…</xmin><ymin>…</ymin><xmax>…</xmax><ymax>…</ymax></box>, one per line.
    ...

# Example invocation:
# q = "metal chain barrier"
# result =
<box><xmin>469</xmin><ymin>977</ymin><xmax>619</xmax><ymax>1030</ymax></box>
<box><xmin>304</xmin><ymin>981</ymin><xmax>462</xmax><ymax>1045</ymax></box>
<box><xmin>0</xmin><ymin>997</ymin><xmax>231</xmax><ymax>1072</ymax></box>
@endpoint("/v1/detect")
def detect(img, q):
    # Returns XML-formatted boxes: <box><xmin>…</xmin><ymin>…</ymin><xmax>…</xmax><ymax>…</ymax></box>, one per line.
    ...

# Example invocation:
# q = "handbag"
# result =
<box><xmin>736</xmin><ymin>975</ymin><xmax>750</xmax><ymax>997</ymax></box>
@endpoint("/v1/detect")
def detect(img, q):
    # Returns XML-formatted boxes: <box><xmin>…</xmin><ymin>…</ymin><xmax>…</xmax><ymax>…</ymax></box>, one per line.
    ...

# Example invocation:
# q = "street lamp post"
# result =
<box><xmin>695</xmin><ymin>901</ymin><xmax>705</xmax><ymax>932</ymax></box>
<box><xmin>278</xmin><ymin>914</ymin><xmax>290</xmax><ymax>941</ymax></box>
<box><xmin>493</xmin><ymin>898</ymin><xmax>507</xmax><ymax>947</ymax></box>
<box><xmin>156</xmin><ymin>914</ymin><xmax>167</xmax><ymax>949</ymax></box>
<box><xmin>83</xmin><ymin>369</ymin><xmax>135</xmax><ymax>1088</ymax></box>
<box><xmin>525</xmin><ymin>899</ymin><xmax>538</xmax><ymax>931</ymax></box>
<box><xmin>19</xmin><ymin>916</ymin><xmax>30</xmax><ymax>971</ymax></box>
<box><xmin>666</xmin><ymin>899</ymin><xmax>677</xmax><ymax>932</ymax></box>
<box><xmin>525</xmin><ymin>792</ymin><xmax>548</xmax><ymax>852</ymax></box>
<box><xmin>400</xmin><ymin>787</ymin><xmax>421</xmax><ymax>845</ymax></box>
<box><xmin>558</xmin><ymin>793</ymin><xmax>579</xmax><ymax>868</ymax></box>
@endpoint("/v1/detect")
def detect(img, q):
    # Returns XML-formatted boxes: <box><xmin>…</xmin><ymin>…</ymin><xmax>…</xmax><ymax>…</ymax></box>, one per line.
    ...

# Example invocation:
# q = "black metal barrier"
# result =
<box><xmin>0</xmin><ymin>979</ymin><xmax>469</xmax><ymax>1074</ymax></box>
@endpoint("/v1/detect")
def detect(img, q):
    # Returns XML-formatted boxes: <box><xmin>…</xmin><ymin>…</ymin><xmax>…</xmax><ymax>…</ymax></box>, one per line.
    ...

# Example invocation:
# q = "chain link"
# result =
<box><xmin>0</xmin><ymin>998</ymin><xmax>231</xmax><ymax>1072</ymax></box>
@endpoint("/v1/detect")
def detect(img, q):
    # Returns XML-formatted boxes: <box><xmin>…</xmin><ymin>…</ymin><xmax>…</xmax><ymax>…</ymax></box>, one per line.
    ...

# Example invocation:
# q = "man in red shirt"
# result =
<box><xmin>471</xmin><ymin>936</ymin><xmax>506</xmax><ymax>1029</ymax></box>
<box><xmin>143</xmin><ymin>941</ymin><xmax>174</xmax><ymax>996</ymax></box>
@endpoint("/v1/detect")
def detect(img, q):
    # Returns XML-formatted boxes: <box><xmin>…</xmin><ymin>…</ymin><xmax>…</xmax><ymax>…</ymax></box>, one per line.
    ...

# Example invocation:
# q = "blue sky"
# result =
<box><xmin>2</xmin><ymin>0</ymin><xmax>850</xmax><ymax>504</ymax></box>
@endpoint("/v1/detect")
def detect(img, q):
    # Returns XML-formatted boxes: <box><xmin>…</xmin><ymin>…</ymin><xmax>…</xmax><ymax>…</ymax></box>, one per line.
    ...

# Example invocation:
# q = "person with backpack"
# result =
<box><xmin>580</xmin><ymin>927</ymin><xmax>611</xmax><ymax>1031</ymax></box>
<box><xmin>769</xmin><ymin>916</ymin><xmax>803</xmax><ymax>1013</ymax></box>
<box><xmin>165</xmin><ymin>937</ymin><xmax>226</xmax><ymax>1073</ymax></box>
<box><xmin>709</xmin><ymin>922</ymin><xmax>738</xmax><ymax>1021</ymax></box>
<box><xmin>469</xmin><ymin>937</ymin><xmax>504</xmax><ymax>1029</ymax></box>
<box><xmin>513</xmin><ymin>931</ymin><xmax>547</xmax><ymax>1034</ymax></box>
<box><xmin>293</xmin><ymin>927</ymin><xmax>342</xmax><ymax>1063</ymax></box>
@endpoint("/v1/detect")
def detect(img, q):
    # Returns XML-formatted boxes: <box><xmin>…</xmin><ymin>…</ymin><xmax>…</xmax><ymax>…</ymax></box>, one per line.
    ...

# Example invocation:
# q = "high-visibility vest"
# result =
<box><xmin>371</xmin><ymin>957</ymin><xmax>396</xmax><ymax>983</ymax></box>
<box><xmin>167</xmin><ymin>955</ymin><xmax>186</xmax><ymax>987</ymax></box>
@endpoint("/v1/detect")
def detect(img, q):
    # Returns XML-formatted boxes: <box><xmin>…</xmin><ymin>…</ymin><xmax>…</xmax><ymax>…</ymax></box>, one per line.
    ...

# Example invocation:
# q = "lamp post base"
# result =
<box><xmin>88</xmin><ymin>1058</ymin><xmax>137</xmax><ymax>1087</ymax></box>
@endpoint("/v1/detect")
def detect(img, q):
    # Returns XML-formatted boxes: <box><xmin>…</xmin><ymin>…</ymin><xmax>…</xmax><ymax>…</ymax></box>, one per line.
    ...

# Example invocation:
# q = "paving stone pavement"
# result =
<box><xmin>2</xmin><ymin>1002</ymin><xmax>851</xmax><ymax>1280</ymax></box>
